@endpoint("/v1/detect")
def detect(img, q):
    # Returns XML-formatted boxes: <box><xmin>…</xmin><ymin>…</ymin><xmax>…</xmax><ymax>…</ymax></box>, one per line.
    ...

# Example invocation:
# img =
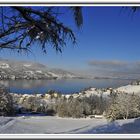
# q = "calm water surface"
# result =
<box><xmin>0</xmin><ymin>78</ymin><xmax>134</xmax><ymax>94</ymax></box>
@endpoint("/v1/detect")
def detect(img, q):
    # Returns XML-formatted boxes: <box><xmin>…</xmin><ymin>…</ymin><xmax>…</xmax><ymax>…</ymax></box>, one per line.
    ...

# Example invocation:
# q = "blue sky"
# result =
<box><xmin>1</xmin><ymin>6</ymin><xmax>140</xmax><ymax>77</ymax></box>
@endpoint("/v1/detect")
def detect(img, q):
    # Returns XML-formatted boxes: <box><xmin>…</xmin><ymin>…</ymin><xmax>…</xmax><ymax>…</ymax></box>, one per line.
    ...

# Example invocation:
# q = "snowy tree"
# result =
<box><xmin>0</xmin><ymin>88</ymin><xmax>15</xmax><ymax>116</ymax></box>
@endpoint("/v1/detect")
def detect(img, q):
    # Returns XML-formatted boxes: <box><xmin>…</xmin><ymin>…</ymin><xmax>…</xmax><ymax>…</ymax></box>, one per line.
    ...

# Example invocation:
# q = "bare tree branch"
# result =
<box><xmin>0</xmin><ymin>6</ymin><xmax>83</xmax><ymax>54</ymax></box>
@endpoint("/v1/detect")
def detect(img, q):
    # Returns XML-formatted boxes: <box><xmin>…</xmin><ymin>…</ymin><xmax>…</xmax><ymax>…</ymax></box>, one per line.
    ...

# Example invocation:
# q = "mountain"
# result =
<box><xmin>0</xmin><ymin>59</ymin><xmax>79</xmax><ymax>80</ymax></box>
<box><xmin>49</xmin><ymin>68</ymin><xmax>79</xmax><ymax>79</ymax></box>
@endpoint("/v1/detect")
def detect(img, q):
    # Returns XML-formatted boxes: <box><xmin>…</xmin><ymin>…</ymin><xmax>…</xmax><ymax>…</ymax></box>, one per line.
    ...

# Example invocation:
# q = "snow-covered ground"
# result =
<box><xmin>0</xmin><ymin>116</ymin><xmax>108</xmax><ymax>134</ymax></box>
<box><xmin>117</xmin><ymin>85</ymin><xmax>140</xmax><ymax>94</ymax></box>
<box><xmin>1</xmin><ymin>115</ymin><xmax>140</xmax><ymax>134</ymax></box>
<box><xmin>81</xmin><ymin>118</ymin><xmax>140</xmax><ymax>134</ymax></box>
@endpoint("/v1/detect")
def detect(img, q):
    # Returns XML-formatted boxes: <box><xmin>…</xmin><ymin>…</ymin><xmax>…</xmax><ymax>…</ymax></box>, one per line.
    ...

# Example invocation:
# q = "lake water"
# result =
<box><xmin>0</xmin><ymin>78</ymin><xmax>134</xmax><ymax>94</ymax></box>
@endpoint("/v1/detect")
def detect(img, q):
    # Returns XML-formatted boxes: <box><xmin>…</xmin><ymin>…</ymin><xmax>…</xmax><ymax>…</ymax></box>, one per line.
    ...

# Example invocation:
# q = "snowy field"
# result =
<box><xmin>117</xmin><ymin>84</ymin><xmax>140</xmax><ymax>94</ymax></box>
<box><xmin>0</xmin><ymin>115</ymin><xmax>140</xmax><ymax>134</ymax></box>
<box><xmin>0</xmin><ymin>116</ymin><xmax>107</xmax><ymax>134</ymax></box>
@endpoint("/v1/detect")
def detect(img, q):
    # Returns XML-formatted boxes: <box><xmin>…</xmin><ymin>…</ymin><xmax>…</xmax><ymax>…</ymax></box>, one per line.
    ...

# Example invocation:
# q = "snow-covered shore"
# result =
<box><xmin>11</xmin><ymin>82</ymin><xmax>140</xmax><ymax>102</ymax></box>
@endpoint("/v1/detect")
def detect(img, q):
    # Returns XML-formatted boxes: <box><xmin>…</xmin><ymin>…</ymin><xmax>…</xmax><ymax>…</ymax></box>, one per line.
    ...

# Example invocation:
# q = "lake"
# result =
<box><xmin>0</xmin><ymin>78</ymin><xmax>134</xmax><ymax>94</ymax></box>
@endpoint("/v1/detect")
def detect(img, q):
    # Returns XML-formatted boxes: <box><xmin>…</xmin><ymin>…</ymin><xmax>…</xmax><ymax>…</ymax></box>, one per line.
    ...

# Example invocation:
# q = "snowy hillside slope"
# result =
<box><xmin>0</xmin><ymin>59</ymin><xmax>79</xmax><ymax>80</ymax></box>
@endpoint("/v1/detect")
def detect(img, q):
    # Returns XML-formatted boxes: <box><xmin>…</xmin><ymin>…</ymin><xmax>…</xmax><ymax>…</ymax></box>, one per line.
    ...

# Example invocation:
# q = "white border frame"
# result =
<box><xmin>0</xmin><ymin>2</ymin><xmax>140</xmax><ymax>139</ymax></box>
<box><xmin>1</xmin><ymin>134</ymin><xmax>140</xmax><ymax>139</ymax></box>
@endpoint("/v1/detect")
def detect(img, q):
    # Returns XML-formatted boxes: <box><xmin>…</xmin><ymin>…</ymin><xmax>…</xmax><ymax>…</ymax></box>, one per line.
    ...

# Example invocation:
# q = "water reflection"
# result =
<box><xmin>0</xmin><ymin>79</ymin><xmax>132</xmax><ymax>94</ymax></box>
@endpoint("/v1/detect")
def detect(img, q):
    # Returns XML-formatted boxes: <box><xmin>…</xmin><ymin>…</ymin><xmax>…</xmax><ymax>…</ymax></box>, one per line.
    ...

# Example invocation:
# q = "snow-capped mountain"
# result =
<box><xmin>0</xmin><ymin>59</ymin><xmax>79</xmax><ymax>80</ymax></box>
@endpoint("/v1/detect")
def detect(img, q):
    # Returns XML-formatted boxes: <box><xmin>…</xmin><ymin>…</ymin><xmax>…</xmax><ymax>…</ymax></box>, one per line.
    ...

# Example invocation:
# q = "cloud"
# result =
<box><xmin>88</xmin><ymin>60</ymin><xmax>128</xmax><ymax>69</ymax></box>
<box><xmin>87</xmin><ymin>60</ymin><xmax>140</xmax><ymax>79</ymax></box>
